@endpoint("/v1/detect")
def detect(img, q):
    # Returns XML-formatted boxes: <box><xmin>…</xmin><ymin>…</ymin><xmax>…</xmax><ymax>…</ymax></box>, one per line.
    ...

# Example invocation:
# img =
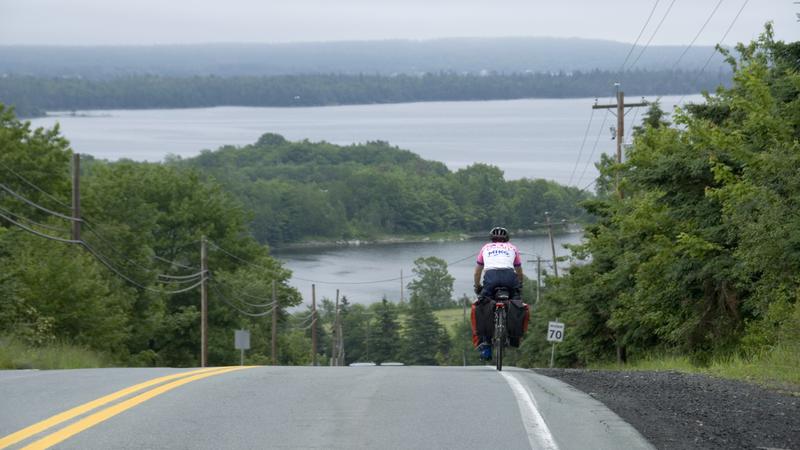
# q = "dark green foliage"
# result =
<box><xmin>0</xmin><ymin>70</ymin><xmax>731</xmax><ymax>118</ymax></box>
<box><xmin>407</xmin><ymin>257</ymin><xmax>456</xmax><ymax>310</ymax></box>
<box><xmin>520</xmin><ymin>27</ymin><xmax>800</xmax><ymax>367</ymax></box>
<box><xmin>369</xmin><ymin>299</ymin><xmax>402</xmax><ymax>364</ymax></box>
<box><xmin>179</xmin><ymin>137</ymin><xmax>592</xmax><ymax>246</ymax></box>
<box><xmin>0</xmin><ymin>107</ymin><xmax>300</xmax><ymax>367</ymax></box>
<box><xmin>401</xmin><ymin>296</ymin><xmax>450</xmax><ymax>365</ymax></box>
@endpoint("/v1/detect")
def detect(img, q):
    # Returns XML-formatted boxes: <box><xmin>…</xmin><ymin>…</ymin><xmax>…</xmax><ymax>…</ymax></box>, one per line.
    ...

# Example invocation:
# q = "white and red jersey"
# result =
<box><xmin>476</xmin><ymin>242</ymin><xmax>522</xmax><ymax>270</ymax></box>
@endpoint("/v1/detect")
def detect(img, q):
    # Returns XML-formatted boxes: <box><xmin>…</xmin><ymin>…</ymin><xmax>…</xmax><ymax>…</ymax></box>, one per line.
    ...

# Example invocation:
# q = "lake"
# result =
<box><xmin>27</xmin><ymin>96</ymin><xmax>698</xmax><ymax>306</ymax></box>
<box><xmin>274</xmin><ymin>232</ymin><xmax>584</xmax><ymax>307</ymax></box>
<box><xmin>30</xmin><ymin>94</ymin><xmax>702</xmax><ymax>186</ymax></box>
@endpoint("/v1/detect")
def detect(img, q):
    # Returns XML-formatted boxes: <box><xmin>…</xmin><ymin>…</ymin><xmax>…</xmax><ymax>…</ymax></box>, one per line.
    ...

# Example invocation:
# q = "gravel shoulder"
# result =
<box><xmin>535</xmin><ymin>369</ymin><xmax>799</xmax><ymax>450</ymax></box>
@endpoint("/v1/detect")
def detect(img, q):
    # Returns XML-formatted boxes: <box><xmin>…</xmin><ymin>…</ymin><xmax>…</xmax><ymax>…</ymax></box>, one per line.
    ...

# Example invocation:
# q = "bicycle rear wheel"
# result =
<box><xmin>494</xmin><ymin>308</ymin><xmax>506</xmax><ymax>371</ymax></box>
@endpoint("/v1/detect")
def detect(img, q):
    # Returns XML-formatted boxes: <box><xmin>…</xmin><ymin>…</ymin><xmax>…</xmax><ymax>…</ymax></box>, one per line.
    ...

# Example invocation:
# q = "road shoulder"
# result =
<box><xmin>535</xmin><ymin>368</ymin><xmax>800</xmax><ymax>450</ymax></box>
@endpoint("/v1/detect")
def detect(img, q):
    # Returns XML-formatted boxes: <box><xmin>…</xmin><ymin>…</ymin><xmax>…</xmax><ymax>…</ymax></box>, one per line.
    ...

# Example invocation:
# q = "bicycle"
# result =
<box><xmin>491</xmin><ymin>286</ymin><xmax>512</xmax><ymax>371</ymax></box>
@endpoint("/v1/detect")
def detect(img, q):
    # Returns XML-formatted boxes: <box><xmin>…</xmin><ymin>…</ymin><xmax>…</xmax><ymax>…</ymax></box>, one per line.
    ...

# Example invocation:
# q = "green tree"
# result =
<box><xmin>407</xmin><ymin>256</ymin><xmax>455</xmax><ymax>310</ymax></box>
<box><xmin>521</xmin><ymin>26</ymin><xmax>800</xmax><ymax>367</ymax></box>
<box><xmin>369</xmin><ymin>298</ymin><xmax>401</xmax><ymax>364</ymax></box>
<box><xmin>401</xmin><ymin>295</ymin><xmax>450</xmax><ymax>365</ymax></box>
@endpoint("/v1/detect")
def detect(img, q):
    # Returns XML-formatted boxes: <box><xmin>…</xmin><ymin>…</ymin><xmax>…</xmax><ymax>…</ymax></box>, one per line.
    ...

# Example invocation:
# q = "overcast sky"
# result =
<box><xmin>1</xmin><ymin>0</ymin><xmax>797</xmax><ymax>46</ymax></box>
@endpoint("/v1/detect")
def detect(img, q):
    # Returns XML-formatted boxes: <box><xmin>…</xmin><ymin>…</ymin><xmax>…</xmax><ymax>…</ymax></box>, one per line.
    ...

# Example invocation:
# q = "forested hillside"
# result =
<box><xmin>0</xmin><ymin>109</ymin><xmax>303</xmax><ymax>367</ymax></box>
<box><xmin>0</xmin><ymin>38</ymin><xmax>727</xmax><ymax>78</ymax></box>
<box><xmin>0</xmin><ymin>98</ymin><xmax>591</xmax><ymax>368</ymax></box>
<box><xmin>1</xmin><ymin>70</ymin><xmax>730</xmax><ymax>117</ymax></box>
<box><xmin>519</xmin><ymin>27</ymin><xmax>800</xmax><ymax>376</ymax></box>
<box><xmin>178</xmin><ymin>135</ymin><xmax>592</xmax><ymax>246</ymax></box>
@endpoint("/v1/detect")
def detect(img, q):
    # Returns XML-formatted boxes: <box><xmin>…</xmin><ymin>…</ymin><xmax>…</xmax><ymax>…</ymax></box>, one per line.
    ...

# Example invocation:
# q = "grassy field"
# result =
<box><xmin>433</xmin><ymin>307</ymin><xmax>469</xmax><ymax>332</ymax></box>
<box><xmin>0</xmin><ymin>336</ymin><xmax>107</xmax><ymax>370</ymax></box>
<box><xmin>591</xmin><ymin>345</ymin><xmax>800</xmax><ymax>394</ymax></box>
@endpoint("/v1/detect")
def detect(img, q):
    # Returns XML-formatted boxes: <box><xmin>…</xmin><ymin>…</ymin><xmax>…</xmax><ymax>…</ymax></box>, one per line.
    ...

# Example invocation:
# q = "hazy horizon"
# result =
<box><xmin>2</xmin><ymin>1</ymin><xmax>796</xmax><ymax>46</ymax></box>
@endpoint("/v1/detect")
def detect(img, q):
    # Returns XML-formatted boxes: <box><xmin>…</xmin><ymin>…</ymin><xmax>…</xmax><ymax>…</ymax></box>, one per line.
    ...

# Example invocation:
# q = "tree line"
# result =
<box><xmin>0</xmin><ymin>69</ymin><xmax>731</xmax><ymax>117</ymax></box>
<box><xmin>176</xmin><ymin>135</ymin><xmax>592</xmax><ymax>246</ymax></box>
<box><xmin>516</xmin><ymin>27</ymin><xmax>800</xmax><ymax>369</ymax></box>
<box><xmin>0</xmin><ymin>103</ymin><xmax>571</xmax><ymax>368</ymax></box>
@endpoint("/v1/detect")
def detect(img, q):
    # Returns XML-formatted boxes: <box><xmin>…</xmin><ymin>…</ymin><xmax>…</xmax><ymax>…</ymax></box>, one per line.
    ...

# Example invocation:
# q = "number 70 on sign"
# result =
<box><xmin>547</xmin><ymin>321</ymin><xmax>565</xmax><ymax>342</ymax></box>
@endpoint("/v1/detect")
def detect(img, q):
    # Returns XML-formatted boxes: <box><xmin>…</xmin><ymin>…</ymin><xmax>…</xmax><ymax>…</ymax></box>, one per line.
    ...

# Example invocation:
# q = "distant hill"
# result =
<box><xmin>0</xmin><ymin>37</ymin><xmax>727</xmax><ymax>78</ymax></box>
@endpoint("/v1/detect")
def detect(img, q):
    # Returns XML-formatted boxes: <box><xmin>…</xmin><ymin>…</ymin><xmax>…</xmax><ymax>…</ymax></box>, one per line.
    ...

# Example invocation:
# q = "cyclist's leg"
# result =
<box><xmin>480</xmin><ymin>269</ymin><xmax>504</xmax><ymax>297</ymax></box>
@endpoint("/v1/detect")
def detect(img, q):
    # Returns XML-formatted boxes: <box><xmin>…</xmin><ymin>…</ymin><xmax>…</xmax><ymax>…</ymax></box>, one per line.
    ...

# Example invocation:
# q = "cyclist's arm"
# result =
<box><xmin>515</xmin><ymin>266</ymin><xmax>523</xmax><ymax>282</ymax></box>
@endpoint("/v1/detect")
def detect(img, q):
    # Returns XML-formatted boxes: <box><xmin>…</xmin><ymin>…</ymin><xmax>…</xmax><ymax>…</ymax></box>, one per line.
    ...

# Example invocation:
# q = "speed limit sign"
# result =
<box><xmin>547</xmin><ymin>321</ymin><xmax>565</xmax><ymax>342</ymax></box>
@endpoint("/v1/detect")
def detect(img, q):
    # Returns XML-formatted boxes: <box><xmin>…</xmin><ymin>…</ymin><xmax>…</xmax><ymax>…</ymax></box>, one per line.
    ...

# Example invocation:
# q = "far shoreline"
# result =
<box><xmin>271</xmin><ymin>225</ymin><xmax>585</xmax><ymax>253</ymax></box>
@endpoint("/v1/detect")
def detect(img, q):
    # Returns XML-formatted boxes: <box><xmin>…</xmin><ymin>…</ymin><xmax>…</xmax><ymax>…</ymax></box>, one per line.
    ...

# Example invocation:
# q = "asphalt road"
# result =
<box><xmin>0</xmin><ymin>366</ymin><xmax>653</xmax><ymax>450</ymax></box>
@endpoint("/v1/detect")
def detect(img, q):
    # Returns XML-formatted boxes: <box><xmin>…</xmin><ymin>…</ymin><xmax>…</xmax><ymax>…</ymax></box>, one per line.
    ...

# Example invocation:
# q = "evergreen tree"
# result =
<box><xmin>370</xmin><ymin>298</ymin><xmax>401</xmax><ymax>364</ymax></box>
<box><xmin>401</xmin><ymin>296</ymin><xmax>449</xmax><ymax>365</ymax></box>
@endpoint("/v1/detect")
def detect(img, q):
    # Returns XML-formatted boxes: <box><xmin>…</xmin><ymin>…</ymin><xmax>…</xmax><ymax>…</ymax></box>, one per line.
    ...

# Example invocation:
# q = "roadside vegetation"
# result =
<box><xmin>1</xmin><ymin>28</ymin><xmax>796</xmax><ymax>380</ymax></box>
<box><xmin>0</xmin><ymin>336</ymin><xmax>107</xmax><ymax>370</ymax></box>
<box><xmin>590</xmin><ymin>346</ymin><xmax>800</xmax><ymax>392</ymax></box>
<box><xmin>1</xmin><ymin>99</ymin><xmax>570</xmax><ymax>368</ymax></box>
<box><xmin>517</xmin><ymin>26</ymin><xmax>800</xmax><ymax>389</ymax></box>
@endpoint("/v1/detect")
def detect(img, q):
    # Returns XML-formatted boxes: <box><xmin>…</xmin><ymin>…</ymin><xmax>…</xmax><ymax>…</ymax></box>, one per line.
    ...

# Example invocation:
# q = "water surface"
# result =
<box><xmin>275</xmin><ymin>232</ymin><xmax>584</xmax><ymax>306</ymax></box>
<box><xmin>31</xmin><ymin>95</ymin><xmax>702</xmax><ymax>186</ymax></box>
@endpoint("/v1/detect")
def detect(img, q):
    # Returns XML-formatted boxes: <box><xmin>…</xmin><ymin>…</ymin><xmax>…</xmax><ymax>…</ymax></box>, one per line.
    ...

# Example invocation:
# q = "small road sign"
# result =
<box><xmin>235</xmin><ymin>329</ymin><xmax>250</xmax><ymax>350</ymax></box>
<box><xmin>547</xmin><ymin>321</ymin><xmax>565</xmax><ymax>342</ymax></box>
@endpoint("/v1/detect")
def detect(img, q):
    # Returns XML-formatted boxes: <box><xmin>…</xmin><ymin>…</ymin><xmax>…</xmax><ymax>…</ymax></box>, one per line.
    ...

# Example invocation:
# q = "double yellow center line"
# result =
<box><xmin>1</xmin><ymin>366</ymin><xmax>253</xmax><ymax>450</ymax></box>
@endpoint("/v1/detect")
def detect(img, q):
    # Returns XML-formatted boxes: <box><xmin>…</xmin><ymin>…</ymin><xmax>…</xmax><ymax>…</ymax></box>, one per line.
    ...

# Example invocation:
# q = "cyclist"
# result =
<box><xmin>472</xmin><ymin>226</ymin><xmax>523</xmax><ymax>360</ymax></box>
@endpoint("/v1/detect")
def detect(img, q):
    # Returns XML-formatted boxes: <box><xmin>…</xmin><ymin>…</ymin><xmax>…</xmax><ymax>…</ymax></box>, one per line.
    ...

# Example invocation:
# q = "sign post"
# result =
<box><xmin>234</xmin><ymin>329</ymin><xmax>251</xmax><ymax>366</ymax></box>
<box><xmin>547</xmin><ymin>320</ymin><xmax>565</xmax><ymax>368</ymax></box>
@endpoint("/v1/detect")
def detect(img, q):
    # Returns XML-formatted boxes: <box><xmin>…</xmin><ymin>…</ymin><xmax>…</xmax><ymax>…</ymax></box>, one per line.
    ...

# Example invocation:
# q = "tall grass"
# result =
<box><xmin>0</xmin><ymin>336</ymin><xmax>107</xmax><ymax>370</ymax></box>
<box><xmin>590</xmin><ymin>345</ymin><xmax>800</xmax><ymax>393</ymax></box>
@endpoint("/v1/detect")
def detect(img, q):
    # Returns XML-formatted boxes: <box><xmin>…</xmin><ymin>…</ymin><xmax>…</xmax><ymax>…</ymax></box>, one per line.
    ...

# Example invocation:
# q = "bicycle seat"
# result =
<box><xmin>493</xmin><ymin>287</ymin><xmax>511</xmax><ymax>301</ymax></box>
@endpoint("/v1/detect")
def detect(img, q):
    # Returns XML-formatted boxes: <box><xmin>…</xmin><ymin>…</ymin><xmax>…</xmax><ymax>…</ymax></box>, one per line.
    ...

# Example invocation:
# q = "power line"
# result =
<box><xmin>5</xmin><ymin>162</ymin><xmax>202</xmax><ymax>275</ymax></box>
<box><xmin>0</xmin><ymin>183</ymin><xmax>80</xmax><ymax>222</ymax></box>
<box><xmin>80</xmin><ymin>240</ymin><xmax>206</xmax><ymax>294</ymax></box>
<box><xmin>619</xmin><ymin>0</ymin><xmax>662</xmax><ymax>71</ymax></box>
<box><xmin>153</xmin><ymin>254</ymin><xmax>200</xmax><ymax>271</ymax></box>
<box><xmin>567</xmin><ymin>107</ymin><xmax>596</xmax><ymax>186</ymax></box>
<box><xmin>81</xmin><ymin>220</ymin><xmax>203</xmax><ymax>282</ymax></box>
<box><xmin>575</xmin><ymin>110</ymin><xmax>610</xmax><ymax>187</ymax></box>
<box><xmin>1</xmin><ymin>202</ymin><xmax>206</xmax><ymax>294</ymax></box>
<box><xmin>208</xmin><ymin>279</ymin><xmax>276</xmax><ymax>308</ymax></box>
<box><xmin>673</xmin><ymin>0</ymin><xmax>725</xmax><ymax>68</ymax></box>
<box><xmin>0</xmin><ymin>160</ymin><xmax>72</xmax><ymax>210</ymax></box>
<box><xmin>210</xmin><ymin>282</ymin><xmax>276</xmax><ymax>317</ymax></box>
<box><xmin>678</xmin><ymin>0</ymin><xmax>750</xmax><ymax>106</ymax></box>
<box><xmin>0</xmin><ymin>206</ymin><xmax>72</xmax><ymax>234</ymax></box>
<box><xmin>628</xmin><ymin>0</ymin><xmax>679</xmax><ymax>70</ymax></box>
<box><xmin>579</xmin><ymin>179</ymin><xmax>598</xmax><ymax>194</ymax></box>
<box><xmin>0</xmin><ymin>209</ymin><xmax>81</xmax><ymax>244</ymax></box>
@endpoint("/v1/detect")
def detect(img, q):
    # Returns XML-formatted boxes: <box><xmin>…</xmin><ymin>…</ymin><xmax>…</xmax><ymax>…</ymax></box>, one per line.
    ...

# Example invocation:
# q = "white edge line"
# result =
<box><xmin>500</xmin><ymin>371</ymin><xmax>560</xmax><ymax>450</ymax></box>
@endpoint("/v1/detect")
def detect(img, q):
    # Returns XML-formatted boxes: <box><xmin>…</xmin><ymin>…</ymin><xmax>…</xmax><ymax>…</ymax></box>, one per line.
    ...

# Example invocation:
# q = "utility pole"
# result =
<box><xmin>311</xmin><ymin>284</ymin><xmax>317</xmax><ymax>366</ymax></box>
<box><xmin>536</xmin><ymin>255</ymin><xmax>542</xmax><ymax>305</ymax></box>
<box><xmin>545</xmin><ymin>212</ymin><xmax>558</xmax><ymax>278</ymax></box>
<box><xmin>271</xmin><ymin>279</ymin><xmax>278</xmax><ymax>365</ymax></box>
<box><xmin>400</xmin><ymin>269</ymin><xmax>404</xmax><ymax>304</ymax></box>
<box><xmin>365</xmin><ymin>315</ymin><xmax>370</xmax><ymax>362</ymax></box>
<box><xmin>593</xmin><ymin>88</ymin><xmax>648</xmax><ymax>195</ymax></box>
<box><xmin>462</xmin><ymin>298</ymin><xmax>467</xmax><ymax>367</ymax></box>
<box><xmin>331</xmin><ymin>289</ymin><xmax>340</xmax><ymax>366</ymax></box>
<box><xmin>527</xmin><ymin>257</ymin><xmax>549</xmax><ymax>304</ymax></box>
<box><xmin>592</xmin><ymin>89</ymin><xmax>648</xmax><ymax>164</ymax></box>
<box><xmin>338</xmin><ymin>295</ymin><xmax>345</xmax><ymax>366</ymax></box>
<box><xmin>71</xmin><ymin>154</ymin><xmax>81</xmax><ymax>241</ymax></box>
<box><xmin>200</xmin><ymin>237</ymin><xmax>208</xmax><ymax>367</ymax></box>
